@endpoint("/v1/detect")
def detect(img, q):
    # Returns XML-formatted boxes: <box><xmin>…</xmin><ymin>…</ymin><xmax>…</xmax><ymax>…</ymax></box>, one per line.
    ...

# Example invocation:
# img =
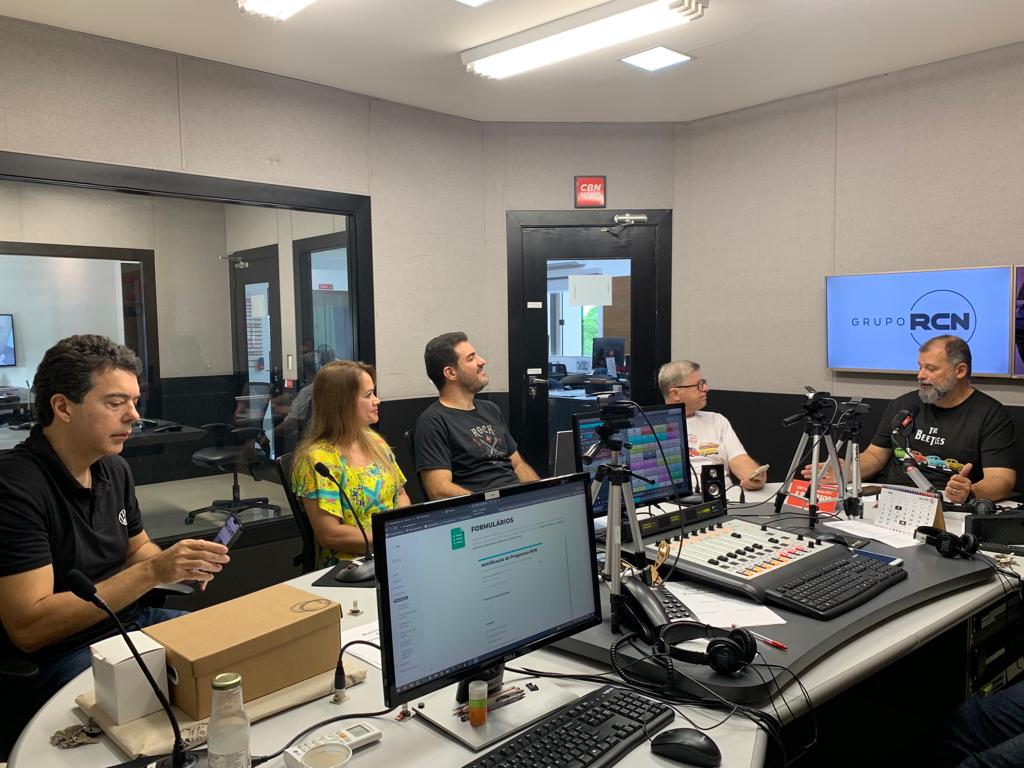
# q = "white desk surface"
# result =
<box><xmin>11</xmin><ymin>571</ymin><xmax>767</xmax><ymax>768</ymax></box>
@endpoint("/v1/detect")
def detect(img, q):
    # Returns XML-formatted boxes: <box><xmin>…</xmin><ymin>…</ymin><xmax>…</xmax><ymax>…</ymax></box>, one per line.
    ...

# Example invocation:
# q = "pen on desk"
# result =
<box><xmin>747</xmin><ymin>629</ymin><xmax>788</xmax><ymax>651</ymax></box>
<box><xmin>733</xmin><ymin>624</ymin><xmax>787</xmax><ymax>651</ymax></box>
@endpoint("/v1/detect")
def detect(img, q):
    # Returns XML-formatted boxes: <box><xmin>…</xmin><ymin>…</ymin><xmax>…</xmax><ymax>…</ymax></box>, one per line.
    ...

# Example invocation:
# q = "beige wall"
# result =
<box><xmin>2</xmin><ymin>17</ymin><xmax>1022</xmax><ymax>405</ymax></box>
<box><xmin>674</xmin><ymin>42</ymin><xmax>1024</xmax><ymax>407</ymax></box>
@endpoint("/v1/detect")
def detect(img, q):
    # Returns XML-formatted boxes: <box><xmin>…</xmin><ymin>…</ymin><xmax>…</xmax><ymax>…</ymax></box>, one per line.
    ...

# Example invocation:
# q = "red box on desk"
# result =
<box><xmin>143</xmin><ymin>583</ymin><xmax>340</xmax><ymax>720</ymax></box>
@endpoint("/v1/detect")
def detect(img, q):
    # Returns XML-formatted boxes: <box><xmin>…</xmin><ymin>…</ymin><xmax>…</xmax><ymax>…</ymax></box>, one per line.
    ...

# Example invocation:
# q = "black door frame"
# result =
<box><xmin>228</xmin><ymin>243</ymin><xmax>283</xmax><ymax>384</ymax></box>
<box><xmin>506</xmin><ymin>209</ymin><xmax>673</xmax><ymax>467</ymax></box>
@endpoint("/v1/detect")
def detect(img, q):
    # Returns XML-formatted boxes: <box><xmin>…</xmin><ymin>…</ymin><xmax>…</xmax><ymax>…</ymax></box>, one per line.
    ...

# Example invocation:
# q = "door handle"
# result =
<box><xmin>527</xmin><ymin>376</ymin><xmax>548</xmax><ymax>399</ymax></box>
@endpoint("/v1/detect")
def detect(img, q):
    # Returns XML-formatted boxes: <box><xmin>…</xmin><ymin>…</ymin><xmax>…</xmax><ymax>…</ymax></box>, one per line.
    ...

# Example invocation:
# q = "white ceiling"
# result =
<box><xmin>2</xmin><ymin>0</ymin><xmax>1024</xmax><ymax>123</ymax></box>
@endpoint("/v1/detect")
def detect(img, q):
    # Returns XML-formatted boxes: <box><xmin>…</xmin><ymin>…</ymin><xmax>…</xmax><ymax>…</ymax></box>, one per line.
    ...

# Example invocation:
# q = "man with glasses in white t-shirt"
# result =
<box><xmin>658</xmin><ymin>360</ymin><xmax>767</xmax><ymax>491</ymax></box>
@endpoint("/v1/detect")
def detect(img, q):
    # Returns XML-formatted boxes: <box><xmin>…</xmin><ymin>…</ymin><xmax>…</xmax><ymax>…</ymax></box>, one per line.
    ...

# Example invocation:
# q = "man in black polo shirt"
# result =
<box><xmin>414</xmin><ymin>332</ymin><xmax>539</xmax><ymax>499</ymax></box>
<box><xmin>0</xmin><ymin>335</ymin><xmax>229</xmax><ymax>753</ymax></box>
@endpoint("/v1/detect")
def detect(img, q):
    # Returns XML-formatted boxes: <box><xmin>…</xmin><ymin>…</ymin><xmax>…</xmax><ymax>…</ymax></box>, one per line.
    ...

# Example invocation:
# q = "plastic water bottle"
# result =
<box><xmin>207</xmin><ymin>672</ymin><xmax>251</xmax><ymax>768</ymax></box>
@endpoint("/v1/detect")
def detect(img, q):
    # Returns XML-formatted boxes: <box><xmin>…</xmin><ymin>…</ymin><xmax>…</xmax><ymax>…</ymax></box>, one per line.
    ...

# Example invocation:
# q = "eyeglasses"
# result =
<box><xmin>673</xmin><ymin>379</ymin><xmax>708</xmax><ymax>392</ymax></box>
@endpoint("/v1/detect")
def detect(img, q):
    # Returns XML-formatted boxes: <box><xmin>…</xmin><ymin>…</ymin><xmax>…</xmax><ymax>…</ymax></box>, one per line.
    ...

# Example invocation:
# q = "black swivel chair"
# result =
<box><xmin>184</xmin><ymin>424</ymin><xmax>281</xmax><ymax>524</ymax></box>
<box><xmin>275</xmin><ymin>452</ymin><xmax>318</xmax><ymax>574</ymax></box>
<box><xmin>402</xmin><ymin>429</ymin><xmax>428</xmax><ymax>502</ymax></box>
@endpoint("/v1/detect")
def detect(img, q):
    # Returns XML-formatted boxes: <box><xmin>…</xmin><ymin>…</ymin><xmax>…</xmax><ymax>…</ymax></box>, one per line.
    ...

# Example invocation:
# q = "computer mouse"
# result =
<box><xmin>815</xmin><ymin>533</ymin><xmax>849</xmax><ymax>546</ymax></box>
<box><xmin>650</xmin><ymin>728</ymin><xmax>721</xmax><ymax>767</ymax></box>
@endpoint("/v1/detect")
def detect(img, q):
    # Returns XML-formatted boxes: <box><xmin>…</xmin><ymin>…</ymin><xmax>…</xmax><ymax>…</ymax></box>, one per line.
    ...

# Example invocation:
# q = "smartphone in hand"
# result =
<box><xmin>212</xmin><ymin>515</ymin><xmax>243</xmax><ymax>548</ymax></box>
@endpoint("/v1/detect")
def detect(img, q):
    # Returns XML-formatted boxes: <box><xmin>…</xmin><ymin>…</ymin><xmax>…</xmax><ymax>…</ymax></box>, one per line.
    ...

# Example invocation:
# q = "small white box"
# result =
<box><xmin>91</xmin><ymin>631</ymin><xmax>168</xmax><ymax>724</ymax></box>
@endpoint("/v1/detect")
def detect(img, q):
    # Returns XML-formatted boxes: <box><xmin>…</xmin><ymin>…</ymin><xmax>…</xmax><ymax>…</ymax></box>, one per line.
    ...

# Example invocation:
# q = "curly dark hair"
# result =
<box><xmin>33</xmin><ymin>335</ymin><xmax>142</xmax><ymax>426</ymax></box>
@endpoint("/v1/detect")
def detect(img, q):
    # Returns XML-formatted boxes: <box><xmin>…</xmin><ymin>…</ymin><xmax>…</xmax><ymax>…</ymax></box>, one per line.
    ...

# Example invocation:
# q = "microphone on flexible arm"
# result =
<box><xmin>313</xmin><ymin>462</ymin><xmax>375</xmax><ymax>583</ymax></box>
<box><xmin>64</xmin><ymin>569</ymin><xmax>196</xmax><ymax>768</ymax></box>
<box><xmin>889</xmin><ymin>408</ymin><xmax>939</xmax><ymax>494</ymax></box>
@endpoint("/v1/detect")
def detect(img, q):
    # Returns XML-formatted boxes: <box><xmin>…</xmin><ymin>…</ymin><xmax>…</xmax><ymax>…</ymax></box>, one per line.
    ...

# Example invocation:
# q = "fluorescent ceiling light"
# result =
<box><xmin>462</xmin><ymin>0</ymin><xmax>709</xmax><ymax>80</ymax></box>
<box><xmin>454</xmin><ymin>0</ymin><xmax>496</xmax><ymax>6</ymax></box>
<box><xmin>237</xmin><ymin>0</ymin><xmax>317</xmax><ymax>21</ymax></box>
<box><xmin>621</xmin><ymin>45</ymin><xmax>690</xmax><ymax>71</ymax></box>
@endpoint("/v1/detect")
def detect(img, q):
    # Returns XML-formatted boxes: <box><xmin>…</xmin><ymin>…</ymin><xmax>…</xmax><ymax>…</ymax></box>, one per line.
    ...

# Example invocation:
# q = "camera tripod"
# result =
<box><xmin>775</xmin><ymin>393</ymin><xmax>845</xmax><ymax>530</ymax></box>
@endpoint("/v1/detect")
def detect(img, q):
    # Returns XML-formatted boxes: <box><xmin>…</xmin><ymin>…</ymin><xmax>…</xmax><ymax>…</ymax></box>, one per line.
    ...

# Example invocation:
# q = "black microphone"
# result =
<box><xmin>313</xmin><ymin>462</ymin><xmax>375</xmax><ymax>584</ymax></box>
<box><xmin>64</xmin><ymin>570</ymin><xmax>196</xmax><ymax>768</ymax></box>
<box><xmin>890</xmin><ymin>408</ymin><xmax>917</xmax><ymax>438</ymax></box>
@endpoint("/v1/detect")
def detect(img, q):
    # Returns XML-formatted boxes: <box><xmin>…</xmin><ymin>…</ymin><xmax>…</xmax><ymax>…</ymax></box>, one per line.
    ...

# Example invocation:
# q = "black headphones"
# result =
<box><xmin>655</xmin><ymin>621</ymin><xmax>756</xmax><ymax>675</ymax></box>
<box><xmin>914</xmin><ymin>525</ymin><xmax>978</xmax><ymax>559</ymax></box>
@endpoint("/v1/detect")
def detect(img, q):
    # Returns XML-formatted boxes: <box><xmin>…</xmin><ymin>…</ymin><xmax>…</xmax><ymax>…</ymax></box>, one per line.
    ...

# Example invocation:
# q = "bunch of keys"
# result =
<box><xmin>50</xmin><ymin>719</ymin><xmax>102</xmax><ymax>749</ymax></box>
<box><xmin>649</xmin><ymin>540</ymin><xmax>670</xmax><ymax>586</ymax></box>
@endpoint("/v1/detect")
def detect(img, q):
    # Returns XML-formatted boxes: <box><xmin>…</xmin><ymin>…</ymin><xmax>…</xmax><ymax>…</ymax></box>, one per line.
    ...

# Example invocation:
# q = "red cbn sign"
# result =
<box><xmin>574</xmin><ymin>175</ymin><xmax>606</xmax><ymax>208</ymax></box>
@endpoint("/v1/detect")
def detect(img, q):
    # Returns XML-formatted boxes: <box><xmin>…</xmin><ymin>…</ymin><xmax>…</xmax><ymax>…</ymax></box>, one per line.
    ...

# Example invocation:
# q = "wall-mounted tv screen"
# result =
<box><xmin>0</xmin><ymin>315</ymin><xmax>14</xmax><ymax>367</ymax></box>
<box><xmin>1015</xmin><ymin>266</ymin><xmax>1024</xmax><ymax>377</ymax></box>
<box><xmin>826</xmin><ymin>267</ymin><xmax>1013</xmax><ymax>375</ymax></box>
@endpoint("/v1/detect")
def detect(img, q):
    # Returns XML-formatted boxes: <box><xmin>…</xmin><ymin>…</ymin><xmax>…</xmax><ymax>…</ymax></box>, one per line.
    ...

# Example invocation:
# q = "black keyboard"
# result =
<box><xmin>460</xmin><ymin>685</ymin><xmax>674</xmax><ymax>768</ymax></box>
<box><xmin>979</xmin><ymin>541</ymin><xmax>1024</xmax><ymax>556</ymax></box>
<box><xmin>765</xmin><ymin>552</ymin><xmax>908</xmax><ymax>620</ymax></box>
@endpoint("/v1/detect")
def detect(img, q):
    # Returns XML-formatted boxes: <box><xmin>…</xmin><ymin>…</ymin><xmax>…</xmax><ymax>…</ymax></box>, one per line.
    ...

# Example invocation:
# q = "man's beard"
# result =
<box><xmin>918</xmin><ymin>375</ymin><xmax>955</xmax><ymax>404</ymax></box>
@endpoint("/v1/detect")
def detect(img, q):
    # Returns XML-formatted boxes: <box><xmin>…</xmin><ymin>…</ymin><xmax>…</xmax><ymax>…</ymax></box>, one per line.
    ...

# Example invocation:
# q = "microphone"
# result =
<box><xmin>64</xmin><ymin>570</ymin><xmax>196</xmax><ymax>768</ymax></box>
<box><xmin>887</xmin><ymin>409</ymin><xmax>938</xmax><ymax>494</ymax></box>
<box><xmin>889</xmin><ymin>408</ymin><xmax>917</xmax><ymax>438</ymax></box>
<box><xmin>313</xmin><ymin>462</ymin><xmax>375</xmax><ymax>584</ymax></box>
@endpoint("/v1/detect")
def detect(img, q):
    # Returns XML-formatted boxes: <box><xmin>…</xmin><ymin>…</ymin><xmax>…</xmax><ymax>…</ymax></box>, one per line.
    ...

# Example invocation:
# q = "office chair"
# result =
<box><xmin>275</xmin><ymin>452</ymin><xmax>318</xmax><ymax>574</ymax></box>
<box><xmin>402</xmin><ymin>428</ymin><xmax>427</xmax><ymax>502</ymax></box>
<box><xmin>184</xmin><ymin>423</ymin><xmax>281</xmax><ymax>524</ymax></box>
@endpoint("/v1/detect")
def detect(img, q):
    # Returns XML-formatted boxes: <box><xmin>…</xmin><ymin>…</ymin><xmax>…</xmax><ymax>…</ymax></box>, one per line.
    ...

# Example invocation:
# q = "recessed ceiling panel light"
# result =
<box><xmin>237</xmin><ymin>0</ymin><xmax>317</xmax><ymax>21</ymax></box>
<box><xmin>621</xmin><ymin>46</ymin><xmax>690</xmax><ymax>71</ymax></box>
<box><xmin>462</xmin><ymin>0</ymin><xmax>709</xmax><ymax>79</ymax></box>
<box><xmin>454</xmin><ymin>0</ymin><xmax>496</xmax><ymax>7</ymax></box>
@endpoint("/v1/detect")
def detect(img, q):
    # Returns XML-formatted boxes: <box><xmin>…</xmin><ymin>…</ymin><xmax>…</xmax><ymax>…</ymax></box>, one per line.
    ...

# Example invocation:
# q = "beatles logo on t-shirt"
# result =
<box><xmin>470</xmin><ymin>424</ymin><xmax>506</xmax><ymax>458</ymax></box>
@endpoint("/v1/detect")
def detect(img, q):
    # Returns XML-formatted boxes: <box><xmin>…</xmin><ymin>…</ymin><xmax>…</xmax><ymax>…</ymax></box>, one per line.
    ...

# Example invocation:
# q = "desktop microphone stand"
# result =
<box><xmin>775</xmin><ymin>398</ymin><xmax>844</xmax><ymax>531</ymax></box>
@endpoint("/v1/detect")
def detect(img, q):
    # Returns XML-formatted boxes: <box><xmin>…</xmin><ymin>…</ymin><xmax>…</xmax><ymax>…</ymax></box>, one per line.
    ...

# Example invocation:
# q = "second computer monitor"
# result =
<box><xmin>373</xmin><ymin>473</ymin><xmax>601</xmax><ymax>709</ymax></box>
<box><xmin>572</xmin><ymin>403</ymin><xmax>691</xmax><ymax>516</ymax></box>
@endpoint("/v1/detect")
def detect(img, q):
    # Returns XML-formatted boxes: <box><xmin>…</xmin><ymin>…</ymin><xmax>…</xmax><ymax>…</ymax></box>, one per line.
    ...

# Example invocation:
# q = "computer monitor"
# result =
<box><xmin>590</xmin><ymin>336</ymin><xmax>625</xmax><ymax>372</ymax></box>
<box><xmin>374</xmin><ymin>473</ymin><xmax>601</xmax><ymax>711</ymax></box>
<box><xmin>0</xmin><ymin>314</ymin><xmax>15</xmax><ymax>367</ymax></box>
<box><xmin>572</xmin><ymin>404</ymin><xmax>691</xmax><ymax>516</ymax></box>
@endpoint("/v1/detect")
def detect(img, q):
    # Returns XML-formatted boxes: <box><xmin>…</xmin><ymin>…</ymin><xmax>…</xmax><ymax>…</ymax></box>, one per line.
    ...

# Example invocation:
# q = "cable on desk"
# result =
<box><xmin>746</xmin><ymin>658</ymin><xmax>817</xmax><ymax>764</ymax></box>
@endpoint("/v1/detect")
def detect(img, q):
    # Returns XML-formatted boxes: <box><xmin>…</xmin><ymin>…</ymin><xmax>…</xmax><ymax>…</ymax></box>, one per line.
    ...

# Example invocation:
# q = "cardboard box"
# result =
<box><xmin>143</xmin><ymin>584</ymin><xmax>340</xmax><ymax>720</ymax></box>
<box><xmin>91</xmin><ymin>630</ymin><xmax>168</xmax><ymax>724</ymax></box>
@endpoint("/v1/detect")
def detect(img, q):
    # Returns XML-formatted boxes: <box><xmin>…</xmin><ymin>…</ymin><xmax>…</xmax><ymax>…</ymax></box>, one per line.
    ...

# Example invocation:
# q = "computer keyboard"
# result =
<box><xmin>460</xmin><ymin>685</ymin><xmax>674</xmax><ymax>768</ymax></box>
<box><xmin>979</xmin><ymin>541</ymin><xmax>1024</xmax><ymax>556</ymax></box>
<box><xmin>765</xmin><ymin>551</ymin><xmax>908</xmax><ymax>620</ymax></box>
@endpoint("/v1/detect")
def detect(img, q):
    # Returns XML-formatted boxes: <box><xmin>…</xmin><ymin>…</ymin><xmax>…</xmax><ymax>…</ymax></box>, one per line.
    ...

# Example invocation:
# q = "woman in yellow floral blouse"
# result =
<box><xmin>291</xmin><ymin>361</ymin><xmax>409</xmax><ymax>567</ymax></box>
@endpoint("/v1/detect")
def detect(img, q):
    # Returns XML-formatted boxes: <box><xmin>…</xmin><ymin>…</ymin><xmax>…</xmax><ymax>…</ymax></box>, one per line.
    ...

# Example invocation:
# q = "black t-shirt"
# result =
<box><xmin>414</xmin><ymin>399</ymin><xmax>520</xmax><ymax>492</ymax></box>
<box><xmin>0</xmin><ymin>428</ymin><xmax>144</xmax><ymax>662</ymax></box>
<box><xmin>870</xmin><ymin>389</ymin><xmax>1015</xmax><ymax>490</ymax></box>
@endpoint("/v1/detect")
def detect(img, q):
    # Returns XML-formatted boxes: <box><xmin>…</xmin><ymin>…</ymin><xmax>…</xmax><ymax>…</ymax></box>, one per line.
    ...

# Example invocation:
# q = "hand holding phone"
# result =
<box><xmin>213</xmin><ymin>515</ymin><xmax>243</xmax><ymax>548</ymax></box>
<box><xmin>747</xmin><ymin>464</ymin><xmax>769</xmax><ymax>481</ymax></box>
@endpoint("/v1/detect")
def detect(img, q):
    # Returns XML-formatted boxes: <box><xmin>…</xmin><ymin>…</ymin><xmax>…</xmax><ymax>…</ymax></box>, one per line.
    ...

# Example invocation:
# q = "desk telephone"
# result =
<box><xmin>619</xmin><ymin>574</ymin><xmax>694</xmax><ymax>644</ymax></box>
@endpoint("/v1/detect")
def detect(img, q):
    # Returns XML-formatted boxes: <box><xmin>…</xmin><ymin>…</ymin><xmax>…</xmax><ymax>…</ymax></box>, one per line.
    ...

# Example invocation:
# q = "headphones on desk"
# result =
<box><xmin>914</xmin><ymin>526</ymin><xmax>978</xmax><ymax>559</ymax></box>
<box><xmin>655</xmin><ymin>621</ymin><xmax>757</xmax><ymax>675</ymax></box>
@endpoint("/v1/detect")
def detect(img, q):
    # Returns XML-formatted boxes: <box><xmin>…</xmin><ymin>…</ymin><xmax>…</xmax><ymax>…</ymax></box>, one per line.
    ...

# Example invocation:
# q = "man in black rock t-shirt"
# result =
<box><xmin>863</xmin><ymin>335</ymin><xmax>1015</xmax><ymax>501</ymax></box>
<box><xmin>0</xmin><ymin>335</ymin><xmax>230</xmax><ymax>755</ymax></box>
<box><xmin>415</xmin><ymin>332</ymin><xmax>540</xmax><ymax>500</ymax></box>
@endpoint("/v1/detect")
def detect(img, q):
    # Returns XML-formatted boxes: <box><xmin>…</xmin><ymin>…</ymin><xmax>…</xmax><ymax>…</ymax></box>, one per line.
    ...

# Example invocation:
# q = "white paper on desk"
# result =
<box><xmin>663</xmin><ymin>582</ymin><xmax>785</xmax><ymax>627</ymax></box>
<box><xmin>828</xmin><ymin>520</ymin><xmax>923</xmax><ymax>549</ymax></box>
<box><xmin>344</xmin><ymin>622</ymin><xmax>382</xmax><ymax>669</ymax></box>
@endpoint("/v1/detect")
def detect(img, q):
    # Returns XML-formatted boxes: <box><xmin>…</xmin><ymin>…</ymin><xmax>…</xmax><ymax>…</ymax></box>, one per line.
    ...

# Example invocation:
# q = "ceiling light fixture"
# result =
<box><xmin>236</xmin><ymin>0</ymin><xmax>317</xmax><ymax>21</ymax></box>
<box><xmin>621</xmin><ymin>45</ymin><xmax>691</xmax><ymax>71</ymax></box>
<box><xmin>461</xmin><ymin>0</ymin><xmax>709</xmax><ymax>80</ymax></box>
<box><xmin>454</xmin><ymin>0</ymin><xmax>496</xmax><ymax>7</ymax></box>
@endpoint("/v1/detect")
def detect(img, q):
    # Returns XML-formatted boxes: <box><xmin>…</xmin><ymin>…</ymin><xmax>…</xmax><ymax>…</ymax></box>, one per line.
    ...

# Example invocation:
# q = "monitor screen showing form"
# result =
<box><xmin>374</xmin><ymin>473</ymin><xmax>600</xmax><ymax>707</ymax></box>
<box><xmin>573</xmin><ymin>404</ymin><xmax>691</xmax><ymax>516</ymax></box>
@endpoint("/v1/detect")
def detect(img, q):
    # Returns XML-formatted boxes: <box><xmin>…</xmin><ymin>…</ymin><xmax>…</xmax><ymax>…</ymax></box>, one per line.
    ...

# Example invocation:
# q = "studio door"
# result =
<box><xmin>507</xmin><ymin>211</ymin><xmax>672</xmax><ymax>474</ymax></box>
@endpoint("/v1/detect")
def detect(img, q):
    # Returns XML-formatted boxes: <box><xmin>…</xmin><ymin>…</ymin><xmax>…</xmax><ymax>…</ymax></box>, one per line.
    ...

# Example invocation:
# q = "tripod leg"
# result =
<box><xmin>622</xmin><ymin>481</ymin><xmax>645</xmax><ymax>560</ymax></box>
<box><xmin>775</xmin><ymin>432</ymin><xmax>810</xmax><ymax>514</ymax></box>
